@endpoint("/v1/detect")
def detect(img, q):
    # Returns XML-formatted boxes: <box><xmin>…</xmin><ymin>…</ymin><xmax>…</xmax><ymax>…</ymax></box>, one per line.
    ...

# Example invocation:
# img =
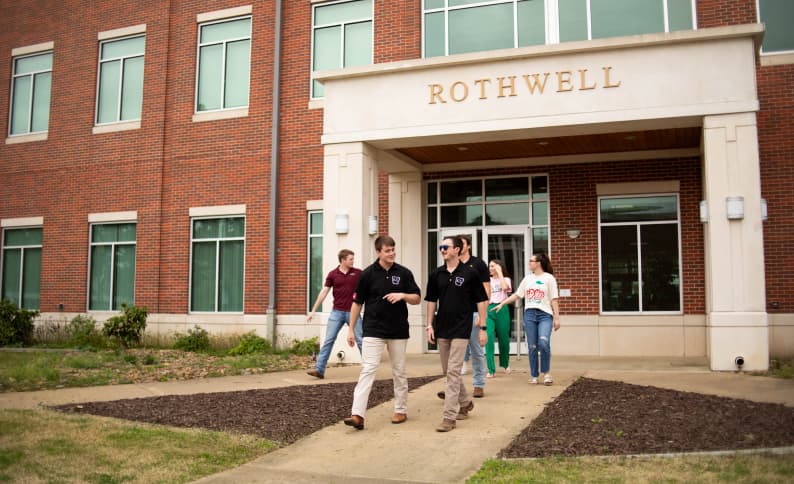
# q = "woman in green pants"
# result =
<box><xmin>486</xmin><ymin>259</ymin><xmax>512</xmax><ymax>377</ymax></box>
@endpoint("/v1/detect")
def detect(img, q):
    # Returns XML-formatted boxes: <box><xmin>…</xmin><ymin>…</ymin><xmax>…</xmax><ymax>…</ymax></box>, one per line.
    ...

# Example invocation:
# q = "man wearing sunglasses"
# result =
<box><xmin>425</xmin><ymin>236</ymin><xmax>488</xmax><ymax>432</ymax></box>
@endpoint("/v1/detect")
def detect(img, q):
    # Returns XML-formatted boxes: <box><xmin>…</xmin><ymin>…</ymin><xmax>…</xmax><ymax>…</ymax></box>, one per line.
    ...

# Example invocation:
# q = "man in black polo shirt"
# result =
<box><xmin>343</xmin><ymin>235</ymin><xmax>421</xmax><ymax>431</ymax></box>
<box><xmin>426</xmin><ymin>236</ymin><xmax>488</xmax><ymax>432</ymax></box>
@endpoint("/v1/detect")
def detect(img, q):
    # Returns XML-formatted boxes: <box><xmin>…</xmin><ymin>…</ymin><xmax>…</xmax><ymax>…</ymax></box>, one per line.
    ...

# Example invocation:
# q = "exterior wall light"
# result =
<box><xmin>335</xmin><ymin>213</ymin><xmax>349</xmax><ymax>234</ymax></box>
<box><xmin>699</xmin><ymin>200</ymin><xmax>709</xmax><ymax>223</ymax></box>
<box><xmin>565</xmin><ymin>229</ymin><xmax>581</xmax><ymax>239</ymax></box>
<box><xmin>725</xmin><ymin>196</ymin><xmax>744</xmax><ymax>220</ymax></box>
<box><xmin>368</xmin><ymin>215</ymin><xmax>378</xmax><ymax>235</ymax></box>
<box><xmin>761</xmin><ymin>198</ymin><xmax>768</xmax><ymax>221</ymax></box>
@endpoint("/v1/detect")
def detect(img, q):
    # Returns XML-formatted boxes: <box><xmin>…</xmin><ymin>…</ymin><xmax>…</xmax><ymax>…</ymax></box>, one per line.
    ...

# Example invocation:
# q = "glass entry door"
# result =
<box><xmin>483</xmin><ymin>228</ymin><xmax>529</xmax><ymax>354</ymax></box>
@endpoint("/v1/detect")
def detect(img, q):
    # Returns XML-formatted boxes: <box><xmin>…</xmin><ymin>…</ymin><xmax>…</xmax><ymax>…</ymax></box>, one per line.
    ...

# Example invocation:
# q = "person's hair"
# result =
<box><xmin>337</xmin><ymin>249</ymin><xmax>354</xmax><ymax>262</ymax></box>
<box><xmin>489</xmin><ymin>259</ymin><xmax>510</xmax><ymax>278</ymax></box>
<box><xmin>457</xmin><ymin>233</ymin><xmax>472</xmax><ymax>248</ymax></box>
<box><xmin>442</xmin><ymin>236</ymin><xmax>463</xmax><ymax>253</ymax></box>
<box><xmin>533</xmin><ymin>252</ymin><xmax>554</xmax><ymax>275</ymax></box>
<box><xmin>374</xmin><ymin>235</ymin><xmax>396</xmax><ymax>251</ymax></box>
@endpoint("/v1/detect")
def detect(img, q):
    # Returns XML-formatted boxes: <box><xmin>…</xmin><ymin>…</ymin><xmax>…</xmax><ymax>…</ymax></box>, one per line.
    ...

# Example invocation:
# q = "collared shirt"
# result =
<box><xmin>425</xmin><ymin>262</ymin><xmax>488</xmax><ymax>339</ymax></box>
<box><xmin>325</xmin><ymin>266</ymin><xmax>361</xmax><ymax>311</ymax></box>
<box><xmin>354</xmin><ymin>259</ymin><xmax>421</xmax><ymax>339</ymax></box>
<box><xmin>461</xmin><ymin>254</ymin><xmax>490</xmax><ymax>312</ymax></box>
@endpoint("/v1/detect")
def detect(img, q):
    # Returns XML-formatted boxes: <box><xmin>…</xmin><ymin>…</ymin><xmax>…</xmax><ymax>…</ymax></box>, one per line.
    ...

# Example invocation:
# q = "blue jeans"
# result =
<box><xmin>523</xmin><ymin>308</ymin><xmax>552</xmax><ymax>378</ymax></box>
<box><xmin>467</xmin><ymin>313</ymin><xmax>486</xmax><ymax>388</ymax></box>
<box><xmin>316</xmin><ymin>309</ymin><xmax>363</xmax><ymax>375</ymax></box>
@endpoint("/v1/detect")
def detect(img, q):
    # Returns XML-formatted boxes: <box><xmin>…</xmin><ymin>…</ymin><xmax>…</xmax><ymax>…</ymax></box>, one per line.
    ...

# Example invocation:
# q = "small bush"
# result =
<box><xmin>228</xmin><ymin>332</ymin><xmax>272</xmax><ymax>355</ymax></box>
<box><xmin>142</xmin><ymin>354</ymin><xmax>158</xmax><ymax>365</ymax></box>
<box><xmin>173</xmin><ymin>325</ymin><xmax>211</xmax><ymax>352</ymax></box>
<box><xmin>0</xmin><ymin>299</ymin><xmax>38</xmax><ymax>346</ymax></box>
<box><xmin>103</xmin><ymin>304</ymin><xmax>148</xmax><ymax>348</ymax></box>
<box><xmin>289</xmin><ymin>336</ymin><xmax>320</xmax><ymax>356</ymax></box>
<box><xmin>66</xmin><ymin>315</ymin><xmax>106</xmax><ymax>348</ymax></box>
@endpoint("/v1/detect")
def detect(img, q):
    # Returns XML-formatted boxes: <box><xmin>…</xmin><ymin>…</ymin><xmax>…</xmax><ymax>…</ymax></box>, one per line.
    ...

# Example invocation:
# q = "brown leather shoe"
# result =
<box><xmin>456</xmin><ymin>401</ymin><xmax>474</xmax><ymax>420</ymax></box>
<box><xmin>391</xmin><ymin>413</ymin><xmax>407</xmax><ymax>424</ymax></box>
<box><xmin>437</xmin><ymin>390</ymin><xmax>445</xmax><ymax>399</ymax></box>
<box><xmin>306</xmin><ymin>369</ymin><xmax>324</xmax><ymax>379</ymax></box>
<box><xmin>436</xmin><ymin>418</ymin><xmax>456</xmax><ymax>432</ymax></box>
<box><xmin>473</xmin><ymin>387</ymin><xmax>484</xmax><ymax>398</ymax></box>
<box><xmin>343</xmin><ymin>415</ymin><xmax>364</xmax><ymax>430</ymax></box>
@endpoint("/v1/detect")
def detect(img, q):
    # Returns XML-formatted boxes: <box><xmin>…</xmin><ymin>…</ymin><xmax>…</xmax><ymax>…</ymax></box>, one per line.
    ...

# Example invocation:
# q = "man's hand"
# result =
<box><xmin>346</xmin><ymin>327</ymin><xmax>356</xmax><ymax>347</ymax></box>
<box><xmin>306</xmin><ymin>312</ymin><xmax>315</xmax><ymax>323</ymax></box>
<box><xmin>383</xmin><ymin>292</ymin><xmax>404</xmax><ymax>304</ymax></box>
<box><xmin>478</xmin><ymin>328</ymin><xmax>487</xmax><ymax>346</ymax></box>
<box><xmin>426</xmin><ymin>325</ymin><xmax>435</xmax><ymax>344</ymax></box>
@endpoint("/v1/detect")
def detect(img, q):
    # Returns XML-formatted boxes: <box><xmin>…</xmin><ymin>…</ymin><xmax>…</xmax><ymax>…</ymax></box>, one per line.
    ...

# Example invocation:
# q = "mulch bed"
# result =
<box><xmin>53</xmin><ymin>376</ymin><xmax>440</xmax><ymax>445</ymax></box>
<box><xmin>54</xmin><ymin>376</ymin><xmax>794</xmax><ymax>456</ymax></box>
<box><xmin>499</xmin><ymin>377</ymin><xmax>794</xmax><ymax>458</ymax></box>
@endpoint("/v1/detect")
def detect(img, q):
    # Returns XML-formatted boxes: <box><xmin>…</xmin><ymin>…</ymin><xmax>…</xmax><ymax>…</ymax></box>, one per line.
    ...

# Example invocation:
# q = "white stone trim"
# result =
<box><xmin>197</xmin><ymin>5</ymin><xmax>252</xmax><ymax>23</ymax></box>
<box><xmin>12</xmin><ymin>41</ymin><xmax>54</xmax><ymax>57</ymax></box>
<box><xmin>92</xmin><ymin>120</ymin><xmax>141</xmax><ymax>134</ymax></box>
<box><xmin>760</xmin><ymin>51</ymin><xmax>794</xmax><ymax>66</ymax></box>
<box><xmin>306</xmin><ymin>200</ymin><xmax>323</xmax><ymax>211</ymax></box>
<box><xmin>2</xmin><ymin>217</ymin><xmax>43</xmax><ymax>227</ymax></box>
<box><xmin>596</xmin><ymin>180</ymin><xmax>680</xmax><ymax>195</ymax></box>
<box><xmin>98</xmin><ymin>24</ymin><xmax>146</xmax><ymax>40</ymax></box>
<box><xmin>189</xmin><ymin>205</ymin><xmax>246</xmax><ymax>217</ymax></box>
<box><xmin>5</xmin><ymin>133</ymin><xmax>47</xmax><ymax>145</ymax></box>
<box><xmin>88</xmin><ymin>211</ymin><xmax>138</xmax><ymax>223</ymax></box>
<box><xmin>307</xmin><ymin>99</ymin><xmax>324</xmax><ymax>110</ymax></box>
<box><xmin>192</xmin><ymin>108</ymin><xmax>248</xmax><ymax>123</ymax></box>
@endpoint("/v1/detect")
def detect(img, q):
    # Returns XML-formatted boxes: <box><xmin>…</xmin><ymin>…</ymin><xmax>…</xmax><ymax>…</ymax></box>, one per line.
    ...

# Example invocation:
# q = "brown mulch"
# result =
<box><xmin>53</xmin><ymin>376</ymin><xmax>794</xmax><ymax>456</ymax></box>
<box><xmin>53</xmin><ymin>376</ymin><xmax>440</xmax><ymax>445</ymax></box>
<box><xmin>500</xmin><ymin>377</ymin><xmax>794</xmax><ymax>458</ymax></box>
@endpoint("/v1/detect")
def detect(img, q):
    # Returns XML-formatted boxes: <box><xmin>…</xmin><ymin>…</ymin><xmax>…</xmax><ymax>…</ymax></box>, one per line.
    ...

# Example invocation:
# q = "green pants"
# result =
<box><xmin>486</xmin><ymin>303</ymin><xmax>511</xmax><ymax>374</ymax></box>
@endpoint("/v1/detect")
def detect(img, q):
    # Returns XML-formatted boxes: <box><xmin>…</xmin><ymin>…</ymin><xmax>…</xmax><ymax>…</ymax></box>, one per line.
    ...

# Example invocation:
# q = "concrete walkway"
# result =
<box><xmin>2</xmin><ymin>355</ymin><xmax>793</xmax><ymax>483</ymax></box>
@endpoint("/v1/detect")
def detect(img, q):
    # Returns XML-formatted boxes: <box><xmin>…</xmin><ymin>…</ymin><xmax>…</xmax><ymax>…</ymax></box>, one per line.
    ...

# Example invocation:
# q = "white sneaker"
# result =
<box><xmin>543</xmin><ymin>374</ymin><xmax>553</xmax><ymax>386</ymax></box>
<box><xmin>529</xmin><ymin>377</ymin><xmax>538</xmax><ymax>384</ymax></box>
<box><xmin>461</xmin><ymin>361</ymin><xmax>468</xmax><ymax>375</ymax></box>
<box><xmin>504</xmin><ymin>367</ymin><xmax>512</xmax><ymax>375</ymax></box>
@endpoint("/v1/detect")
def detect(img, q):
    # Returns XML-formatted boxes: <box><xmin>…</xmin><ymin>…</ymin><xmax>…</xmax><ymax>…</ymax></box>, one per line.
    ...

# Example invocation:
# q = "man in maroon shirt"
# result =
<box><xmin>306</xmin><ymin>249</ymin><xmax>362</xmax><ymax>379</ymax></box>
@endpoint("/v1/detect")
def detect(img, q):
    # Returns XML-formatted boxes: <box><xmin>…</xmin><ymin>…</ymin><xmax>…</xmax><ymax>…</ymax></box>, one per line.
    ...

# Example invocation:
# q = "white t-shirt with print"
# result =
<box><xmin>514</xmin><ymin>272</ymin><xmax>559</xmax><ymax>316</ymax></box>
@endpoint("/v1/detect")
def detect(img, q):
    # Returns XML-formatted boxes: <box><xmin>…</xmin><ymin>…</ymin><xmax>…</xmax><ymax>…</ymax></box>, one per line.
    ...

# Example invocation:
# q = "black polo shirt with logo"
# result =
<box><xmin>462</xmin><ymin>255</ymin><xmax>490</xmax><ymax>312</ymax></box>
<box><xmin>425</xmin><ymin>262</ymin><xmax>488</xmax><ymax>340</ymax></box>
<box><xmin>354</xmin><ymin>259</ymin><xmax>421</xmax><ymax>339</ymax></box>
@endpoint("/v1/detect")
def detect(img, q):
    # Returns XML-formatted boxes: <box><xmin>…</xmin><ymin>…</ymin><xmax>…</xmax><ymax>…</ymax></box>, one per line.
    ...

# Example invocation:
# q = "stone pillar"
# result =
<box><xmin>702</xmin><ymin>113</ymin><xmax>768</xmax><ymax>371</ymax></box>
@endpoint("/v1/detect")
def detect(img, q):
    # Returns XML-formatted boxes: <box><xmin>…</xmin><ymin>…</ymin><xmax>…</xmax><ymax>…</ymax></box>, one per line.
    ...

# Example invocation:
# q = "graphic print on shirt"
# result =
<box><xmin>391</xmin><ymin>275</ymin><xmax>401</xmax><ymax>285</ymax></box>
<box><xmin>526</xmin><ymin>280</ymin><xmax>546</xmax><ymax>303</ymax></box>
<box><xmin>454</xmin><ymin>276</ymin><xmax>464</xmax><ymax>286</ymax></box>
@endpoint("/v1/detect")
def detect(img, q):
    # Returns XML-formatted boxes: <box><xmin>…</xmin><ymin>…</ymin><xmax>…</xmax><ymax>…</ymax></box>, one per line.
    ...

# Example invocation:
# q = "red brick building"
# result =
<box><xmin>1</xmin><ymin>1</ymin><xmax>792</xmax><ymax>370</ymax></box>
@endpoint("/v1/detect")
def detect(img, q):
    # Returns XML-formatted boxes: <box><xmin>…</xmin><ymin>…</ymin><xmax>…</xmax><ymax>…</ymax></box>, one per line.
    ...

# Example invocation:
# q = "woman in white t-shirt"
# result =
<box><xmin>492</xmin><ymin>252</ymin><xmax>560</xmax><ymax>385</ymax></box>
<box><xmin>485</xmin><ymin>259</ymin><xmax>512</xmax><ymax>378</ymax></box>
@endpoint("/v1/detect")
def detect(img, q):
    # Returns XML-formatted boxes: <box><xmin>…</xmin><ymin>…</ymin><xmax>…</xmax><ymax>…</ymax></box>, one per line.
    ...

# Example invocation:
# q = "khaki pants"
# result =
<box><xmin>351</xmin><ymin>337</ymin><xmax>408</xmax><ymax>418</ymax></box>
<box><xmin>437</xmin><ymin>338</ymin><xmax>470</xmax><ymax>421</ymax></box>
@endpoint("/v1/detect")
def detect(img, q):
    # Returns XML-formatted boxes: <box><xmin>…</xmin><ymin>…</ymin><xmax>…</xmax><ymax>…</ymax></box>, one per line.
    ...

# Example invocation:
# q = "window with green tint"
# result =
<box><xmin>599</xmin><ymin>194</ymin><xmax>681</xmax><ymax>313</ymax></box>
<box><xmin>486</xmin><ymin>178</ymin><xmax>529</xmax><ymax>201</ymax></box>
<box><xmin>89</xmin><ymin>223</ymin><xmax>136</xmax><ymax>311</ymax></box>
<box><xmin>532</xmin><ymin>227</ymin><xmax>549</xmax><ymax>254</ymax></box>
<box><xmin>591</xmin><ymin>0</ymin><xmax>663</xmax><ymax>39</ymax></box>
<box><xmin>97</xmin><ymin>36</ymin><xmax>145</xmax><ymax>124</ymax></box>
<box><xmin>191</xmin><ymin>217</ymin><xmax>245</xmax><ymax>312</ymax></box>
<box><xmin>759</xmin><ymin>0</ymin><xmax>794</xmax><ymax>53</ymax></box>
<box><xmin>485</xmin><ymin>203</ymin><xmax>529</xmax><ymax>225</ymax></box>
<box><xmin>10</xmin><ymin>52</ymin><xmax>52</xmax><ymax>135</ymax></box>
<box><xmin>427</xmin><ymin>182</ymin><xmax>438</xmax><ymax>204</ymax></box>
<box><xmin>668</xmin><ymin>0</ymin><xmax>693</xmax><ymax>32</ymax></box>
<box><xmin>518</xmin><ymin>0</ymin><xmax>546</xmax><ymax>47</ymax></box>
<box><xmin>441</xmin><ymin>205</ymin><xmax>483</xmax><ymax>227</ymax></box>
<box><xmin>424</xmin><ymin>0</ymin><xmax>444</xmax><ymax>9</ymax></box>
<box><xmin>532</xmin><ymin>201</ymin><xmax>548</xmax><ymax>225</ymax></box>
<box><xmin>440</xmin><ymin>180</ymin><xmax>482</xmax><ymax>203</ymax></box>
<box><xmin>559</xmin><ymin>0</ymin><xmax>588</xmax><ymax>42</ymax></box>
<box><xmin>308</xmin><ymin>211</ymin><xmax>323</xmax><ymax>310</ymax></box>
<box><xmin>600</xmin><ymin>196</ymin><xmax>678</xmax><ymax>223</ymax></box>
<box><xmin>196</xmin><ymin>17</ymin><xmax>250</xmax><ymax>112</ymax></box>
<box><xmin>2</xmin><ymin>227</ymin><xmax>42</xmax><ymax>310</ymax></box>
<box><xmin>312</xmin><ymin>0</ymin><xmax>372</xmax><ymax>98</ymax></box>
<box><xmin>427</xmin><ymin>207</ymin><xmax>438</xmax><ymax>228</ymax></box>
<box><xmin>531</xmin><ymin>176</ymin><xmax>548</xmax><ymax>200</ymax></box>
<box><xmin>449</xmin><ymin>3</ymin><xmax>514</xmax><ymax>55</ymax></box>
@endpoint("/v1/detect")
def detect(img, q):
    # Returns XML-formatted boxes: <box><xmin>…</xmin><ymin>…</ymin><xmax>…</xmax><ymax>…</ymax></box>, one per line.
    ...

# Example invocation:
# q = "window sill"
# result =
<box><xmin>307</xmin><ymin>99</ymin><xmax>324</xmax><ymax>110</ymax></box>
<box><xmin>192</xmin><ymin>107</ymin><xmax>248</xmax><ymax>123</ymax></box>
<box><xmin>5</xmin><ymin>132</ymin><xmax>47</xmax><ymax>144</ymax></box>
<box><xmin>93</xmin><ymin>120</ymin><xmax>141</xmax><ymax>134</ymax></box>
<box><xmin>760</xmin><ymin>51</ymin><xmax>794</xmax><ymax>66</ymax></box>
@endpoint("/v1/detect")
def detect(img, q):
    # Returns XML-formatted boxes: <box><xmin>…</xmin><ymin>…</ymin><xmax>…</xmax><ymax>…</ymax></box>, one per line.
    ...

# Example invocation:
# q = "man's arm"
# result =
<box><xmin>476</xmin><ymin>300</ymin><xmax>488</xmax><ymax>345</ymax></box>
<box><xmin>425</xmin><ymin>301</ymin><xmax>436</xmax><ymax>344</ymax></box>
<box><xmin>306</xmin><ymin>286</ymin><xmax>331</xmax><ymax>322</ymax></box>
<box><xmin>346</xmin><ymin>302</ymin><xmax>363</xmax><ymax>347</ymax></box>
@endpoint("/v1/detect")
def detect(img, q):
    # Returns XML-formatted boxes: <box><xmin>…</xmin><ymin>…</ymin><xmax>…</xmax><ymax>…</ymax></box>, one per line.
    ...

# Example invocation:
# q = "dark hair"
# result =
<box><xmin>374</xmin><ymin>235</ymin><xmax>396</xmax><ymax>251</ymax></box>
<box><xmin>457</xmin><ymin>233</ymin><xmax>472</xmax><ymax>248</ymax></box>
<box><xmin>337</xmin><ymin>249</ymin><xmax>354</xmax><ymax>262</ymax></box>
<box><xmin>489</xmin><ymin>259</ymin><xmax>510</xmax><ymax>278</ymax></box>
<box><xmin>442</xmin><ymin>236</ymin><xmax>463</xmax><ymax>253</ymax></box>
<box><xmin>533</xmin><ymin>252</ymin><xmax>554</xmax><ymax>275</ymax></box>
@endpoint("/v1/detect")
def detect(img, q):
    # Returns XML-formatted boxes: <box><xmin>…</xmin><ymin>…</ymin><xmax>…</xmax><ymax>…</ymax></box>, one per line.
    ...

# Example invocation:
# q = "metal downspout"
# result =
<box><xmin>267</xmin><ymin>0</ymin><xmax>282</xmax><ymax>344</ymax></box>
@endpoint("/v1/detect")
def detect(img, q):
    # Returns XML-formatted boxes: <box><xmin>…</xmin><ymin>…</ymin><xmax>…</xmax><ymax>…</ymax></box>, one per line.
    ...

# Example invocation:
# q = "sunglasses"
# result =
<box><xmin>438</xmin><ymin>245</ymin><xmax>450</xmax><ymax>251</ymax></box>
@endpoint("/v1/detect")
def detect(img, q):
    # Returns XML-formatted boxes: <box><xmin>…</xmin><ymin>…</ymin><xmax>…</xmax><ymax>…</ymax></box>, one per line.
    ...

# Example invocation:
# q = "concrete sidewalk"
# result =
<box><xmin>2</xmin><ymin>355</ymin><xmax>793</xmax><ymax>483</ymax></box>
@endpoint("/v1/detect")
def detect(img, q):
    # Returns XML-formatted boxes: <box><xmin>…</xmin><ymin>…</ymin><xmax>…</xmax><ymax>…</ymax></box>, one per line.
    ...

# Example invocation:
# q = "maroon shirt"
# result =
<box><xmin>325</xmin><ymin>266</ymin><xmax>361</xmax><ymax>311</ymax></box>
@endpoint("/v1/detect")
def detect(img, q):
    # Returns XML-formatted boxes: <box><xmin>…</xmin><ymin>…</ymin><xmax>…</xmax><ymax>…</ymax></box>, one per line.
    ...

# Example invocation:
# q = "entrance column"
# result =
<box><xmin>322</xmin><ymin>141</ymin><xmax>379</xmax><ymax>283</ymax></box>
<box><xmin>388</xmin><ymin>170</ymin><xmax>424</xmax><ymax>353</ymax></box>
<box><xmin>702</xmin><ymin>113</ymin><xmax>768</xmax><ymax>371</ymax></box>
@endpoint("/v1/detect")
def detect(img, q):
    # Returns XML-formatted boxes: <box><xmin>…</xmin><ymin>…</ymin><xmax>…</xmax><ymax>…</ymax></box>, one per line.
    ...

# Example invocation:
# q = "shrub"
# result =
<box><xmin>103</xmin><ymin>304</ymin><xmax>148</xmax><ymax>348</ymax></box>
<box><xmin>228</xmin><ymin>332</ymin><xmax>272</xmax><ymax>355</ymax></box>
<box><xmin>0</xmin><ymin>299</ymin><xmax>38</xmax><ymax>346</ymax></box>
<box><xmin>66</xmin><ymin>315</ymin><xmax>105</xmax><ymax>348</ymax></box>
<box><xmin>289</xmin><ymin>336</ymin><xmax>320</xmax><ymax>356</ymax></box>
<box><xmin>173</xmin><ymin>325</ymin><xmax>211</xmax><ymax>352</ymax></box>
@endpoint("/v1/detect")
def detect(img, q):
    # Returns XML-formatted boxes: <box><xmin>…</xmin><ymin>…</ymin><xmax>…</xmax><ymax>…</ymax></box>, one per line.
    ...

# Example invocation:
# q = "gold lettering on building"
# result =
<box><xmin>522</xmin><ymin>73</ymin><xmax>549</xmax><ymax>94</ymax></box>
<box><xmin>578</xmin><ymin>69</ymin><xmax>597</xmax><ymax>90</ymax></box>
<box><xmin>450</xmin><ymin>81</ymin><xmax>469</xmax><ymax>102</ymax></box>
<box><xmin>497</xmin><ymin>76</ymin><xmax>517</xmax><ymax>98</ymax></box>
<box><xmin>603</xmin><ymin>66</ymin><xmax>621</xmax><ymax>88</ymax></box>
<box><xmin>556</xmin><ymin>71</ymin><xmax>573</xmax><ymax>92</ymax></box>
<box><xmin>429</xmin><ymin>83</ymin><xmax>446</xmax><ymax>104</ymax></box>
<box><xmin>474</xmin><ymin>78</ymin><xmax>491</xmax><ymax>99</ymax></box>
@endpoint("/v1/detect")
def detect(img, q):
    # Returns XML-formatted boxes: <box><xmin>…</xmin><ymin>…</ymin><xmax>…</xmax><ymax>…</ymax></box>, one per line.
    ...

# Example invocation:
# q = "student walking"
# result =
<box><xmin>485</xmin><ymin>259</ymin><xmax>512</xmax><ymax>377</ymax></box>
